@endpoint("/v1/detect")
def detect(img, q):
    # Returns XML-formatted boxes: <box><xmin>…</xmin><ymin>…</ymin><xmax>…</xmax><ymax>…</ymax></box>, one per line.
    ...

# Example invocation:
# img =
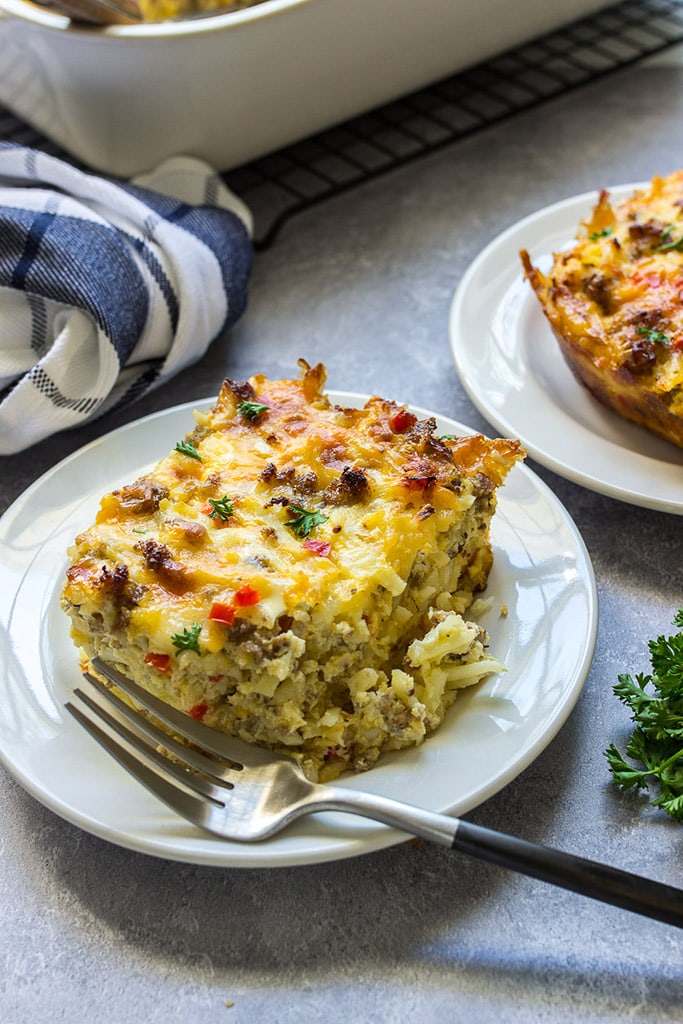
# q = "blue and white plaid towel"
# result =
<box><xmin>0</xmin><ymin>144</ymin><xmax>253</xmax><ymax>454</ymax></box>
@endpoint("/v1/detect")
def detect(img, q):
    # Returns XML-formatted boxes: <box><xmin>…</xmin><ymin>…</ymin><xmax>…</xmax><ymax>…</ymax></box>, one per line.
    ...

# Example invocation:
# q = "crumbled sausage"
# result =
<box><xmin>260</xmin><ymin>463</ymin><xmax>318</xmax><ymax>497</ymax></box>
<box><xmin>417</xmin><ymin>504</ymin><xmax>436</xmax><ymax>520</ymax></box>
<box><xmin>470</xmin><ymin>472</ymin><xmax>495</xmax><ymax>496</ymax></box>
<box><xmin>628</xmin><ymin>308</ymin><xmax>663</xmax><ymax>331</ymax></box>
<box><xmin>96</xmin><ymin>563</ymin><xmax>144</xmax><ymax>609</ymax></box>
<box><xmin>426</xmin><ymin>435</ymin><xmax>455</xmax><ymax>463</ymax></box>
<box><xmin>97</xmin><ymin>563</ymin><xmax>129</xmax><ymax>595</ymax></box>
<box><xmin>166</xmin><ymin>517</ymin><xmax>207</xmax><ymax>544</ymax></box>
<box><xmin>136</xmin><ymin>539</ymin><xmax>189</xmax><ymax>590</ymax></box>
<box><xmin>623</xmin><ymin>338</ymin><xmax>657</xmax><ymax>373</ymax></box>
<box><xmin>583</xmin><ymin>272</ymin><xmax>613</xmax><ymax>314</ymax></box>
<box><xmin>628</xmin><ymin>219</ymin><xmax>666</xmax><ymax>253</ymax></box>
<box><xmin>225</xmin><ymin>378</ymin><xmax>256</xmax><ymax>403</ymax></box>
<box><xmin>323</xmin><ymin>465</ymin><xmax>370</xmax><ymax>505</ymax></box>
<box><xmin>114</xmin><ymin>477</ymin><xmax>168</xmax><ymax>514</ymax></box>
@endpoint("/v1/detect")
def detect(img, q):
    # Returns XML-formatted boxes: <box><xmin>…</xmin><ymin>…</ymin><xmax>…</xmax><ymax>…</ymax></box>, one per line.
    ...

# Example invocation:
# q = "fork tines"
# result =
<box><xmin>65</xmin><ymin>659</ymin><xmax>252</xmax><ymax>813</ymax></box>
<box><xmin>85</xmin><ymin>658</ymin><xmax>272</xmax><ymax>766</ymax></box>
<box><xmin>66</xmin><ymin>690</ymin><xmax>230</xmax><ymax>809</ymax></box>
<box><xmin>75</xmin><ymin>675</ymin><xmax>234</xmax><ymax>786</ymax></box>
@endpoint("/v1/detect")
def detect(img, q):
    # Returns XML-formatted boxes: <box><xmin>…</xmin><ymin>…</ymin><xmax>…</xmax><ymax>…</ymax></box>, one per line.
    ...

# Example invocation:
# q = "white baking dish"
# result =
<box><xmin>0</xmin><ymin>0</ymin><xmax>610</xmax><ymax>177</ymax></box>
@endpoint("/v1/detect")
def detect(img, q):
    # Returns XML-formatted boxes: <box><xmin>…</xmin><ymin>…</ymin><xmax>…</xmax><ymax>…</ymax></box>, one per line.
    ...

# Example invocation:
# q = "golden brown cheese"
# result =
<box><xmin>62</xmin><ymin>361</ymin><xmax>524</xmax><ymax>780</ymax></box>
<box><xmin>136</xmin><ymin>0</ymin><xmax>260</xmax><ymax>20</ymax></box>
<box><xmin>521</xmin><ymin>171</ymin><xmax>683</xmax><ymax>448</ymax></box>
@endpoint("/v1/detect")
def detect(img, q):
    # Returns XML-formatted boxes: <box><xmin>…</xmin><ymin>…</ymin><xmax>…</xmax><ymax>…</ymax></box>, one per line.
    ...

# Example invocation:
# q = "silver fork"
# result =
<box><xmin>67</xmin><ymin>657</ymin><xmax>683</xmax><ymax>929</ymax></box>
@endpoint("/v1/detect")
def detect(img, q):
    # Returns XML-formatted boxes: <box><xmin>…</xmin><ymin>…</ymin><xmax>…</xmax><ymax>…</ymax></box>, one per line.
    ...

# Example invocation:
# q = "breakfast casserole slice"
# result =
<box><xmin>521</xmin><ymin>171</ymin><xmax>683</xmax><ymax>448</ymax></box>
<box><xmin>62</xmin><ymin>361</ymin><xmax>524</xmax><ymax>781</ymax></box>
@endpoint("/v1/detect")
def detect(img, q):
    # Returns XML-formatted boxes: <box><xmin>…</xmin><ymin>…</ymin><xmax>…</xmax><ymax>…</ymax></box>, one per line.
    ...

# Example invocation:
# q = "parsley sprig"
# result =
<box><xmin>636</xmin><ymin>325</ymin><xmax>671</xmax><ymax>346</ymax></box>
<box><xmin>655</xmin><ymin>223</ymin><xmax>683</xmax><ymax>252</ymax></box>
<box><xmin>285</xmin><ymin>504</ymin><xmax>329</xmax><ymax>538</ymax></box>
<box><xmin>171</xmin><ymin>622</ymin><xmax>202</xmax><ymax>655</ymax></box>
<box><xmin>605</xmin><ymin>609</ymin><xmax>683</xmax><ymax>820</ymax></box>
<box><xmin>207</xmin><ymin>495</ymin><xmax>234</xmax><ymax>522</ymax></box>
<box><xmin>174</xmin><ymin>439</ymin><xmax>202</xmax><ymax>461</ymax></box>
<box><xmin>238</xmin><ymin>400</ymin><xmax>270</xmax><ymax>421</ymax></box>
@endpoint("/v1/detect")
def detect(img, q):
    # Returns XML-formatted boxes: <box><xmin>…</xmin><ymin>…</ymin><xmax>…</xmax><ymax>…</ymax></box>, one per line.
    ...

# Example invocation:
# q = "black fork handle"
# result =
<box><xmin>452</xmin><ymin>820</ymin><xmax>683</xmax><ymax>928</ymax></box>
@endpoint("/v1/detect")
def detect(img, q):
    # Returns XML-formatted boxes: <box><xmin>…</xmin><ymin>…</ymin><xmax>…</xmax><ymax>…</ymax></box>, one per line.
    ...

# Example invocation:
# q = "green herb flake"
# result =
<box><xmin>655</xmin><ymin>224</ymin><xmax>683</xmax><ymax>252</ymax></box>
<box><xmin>174</xmin><ymin>439</ymin><xmax>202</xmax><ymax>461</ymax></box>
<box><xmin>605</xmin><ymin>609</ymin><xmax>683</xmax><ymax>821</ymax></box>
<box><xmin>589</xmin><ymin>227</ymin><xmax>613</xmax><ymax>241</ymax></box>
<box><xmin>207</xmin><ymin>495</ymin><xmax>234</xmax><ymax>522</ymax></box>
<box><xmin>237</xmin><ymin>400</ymin><xmax>270</xmax><ymax>422</ymax></box>
<box><xmin>636</xmin><ymin>326</ymin><xmax>671</xmax><ymax>346</ymax></box>
<box><xmin>171</xmin><ymin>622</ymin><xmax>202</xmax><ymax>655</ymax></box>
<box><xmin>285</xmin><ymin>504</ymin><xmax>329</xmax><ymax>538</ymax></box>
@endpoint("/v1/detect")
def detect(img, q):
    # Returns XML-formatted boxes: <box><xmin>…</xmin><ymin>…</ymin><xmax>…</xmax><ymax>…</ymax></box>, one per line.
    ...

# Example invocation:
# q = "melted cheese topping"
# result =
<box><xmin>64</xmin><ymin>362</ymin><xmax>522</xmax><ymax>656</ymax></box>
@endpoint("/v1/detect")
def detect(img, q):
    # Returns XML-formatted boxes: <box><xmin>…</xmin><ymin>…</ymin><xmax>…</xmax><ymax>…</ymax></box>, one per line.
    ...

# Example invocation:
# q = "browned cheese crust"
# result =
<box><xmin>521</xmin><ymin>172</ymin><xmax>683</xmax><ymax>448</ymax></box>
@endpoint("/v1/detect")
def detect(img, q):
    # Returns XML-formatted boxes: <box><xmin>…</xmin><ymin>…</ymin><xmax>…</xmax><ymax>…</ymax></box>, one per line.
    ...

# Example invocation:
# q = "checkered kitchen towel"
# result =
<box><xmin>0</xmin><ymin>143</ymin><xmax>253</xmax><ymax>454</ymax></box>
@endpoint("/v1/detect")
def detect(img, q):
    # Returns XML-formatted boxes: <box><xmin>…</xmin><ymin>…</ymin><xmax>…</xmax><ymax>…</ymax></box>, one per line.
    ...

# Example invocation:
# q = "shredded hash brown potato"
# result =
<box><xmin>62</xmin><ymin>362</ymin><xmax>524</xmax><ymax>780</ymax></box>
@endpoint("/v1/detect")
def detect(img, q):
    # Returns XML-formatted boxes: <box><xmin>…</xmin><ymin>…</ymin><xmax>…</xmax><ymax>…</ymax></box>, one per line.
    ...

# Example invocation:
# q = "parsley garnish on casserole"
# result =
<box><xmin>62</xmin><ymin>361</ymin><xmax>524</xmax><ymax>781</ymax></box>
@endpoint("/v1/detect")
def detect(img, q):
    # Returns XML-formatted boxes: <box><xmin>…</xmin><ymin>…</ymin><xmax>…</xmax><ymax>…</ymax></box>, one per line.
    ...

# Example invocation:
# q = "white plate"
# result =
<box><xmin>449</xmin><ymin>184</ymin><xmax>683</xmax><ymax>515</ymax></box>
<box><xmin>0</xmin><ymin>394</ymin><xmax>597</xmax><ymax>868</ymax></box>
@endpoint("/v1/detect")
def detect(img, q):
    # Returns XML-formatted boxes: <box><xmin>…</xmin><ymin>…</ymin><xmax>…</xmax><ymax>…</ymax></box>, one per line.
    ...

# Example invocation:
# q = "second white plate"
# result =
<box><xmin>449</xmin><ymin>184</ymin><xmax>683</xmax><ymax>514</ymax></box>
<box><xmin>0</xmin><ymin>394</ymin><xmax>597</xmax><ymax>867</ymax></box>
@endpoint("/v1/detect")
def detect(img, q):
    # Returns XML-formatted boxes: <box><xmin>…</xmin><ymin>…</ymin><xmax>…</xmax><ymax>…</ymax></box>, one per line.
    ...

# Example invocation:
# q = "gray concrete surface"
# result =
<box><xmin>1</xmin><ymin>55</ymin><xmax>682</xmax><ymax>1024</ymax></box>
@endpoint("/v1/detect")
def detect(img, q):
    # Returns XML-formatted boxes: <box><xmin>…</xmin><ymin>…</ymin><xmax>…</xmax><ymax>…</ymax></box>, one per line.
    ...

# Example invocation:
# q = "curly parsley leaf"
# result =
<box><xmin>605</xmin><ymin>610</ymin><xmax>683</xmax><ymax>820</ymax></box>
<box><xmin>174</xmin><ymin>439</ymin><xmax>202</xmax><ymax>461</ymax></box>
<box><xmin>649</xmin><ymin>628</ymin><xmax>683</xmax><ymax>695</ymax></box>
<box><xmin>605</xmin><ymin>743</ymin><xmax>649</xmax><ymax>791</ymax></box>
<box><xmin>636</xmin><ymin>325</ymin><xmax>671</xmax><ymax>346</ymax></box>
<box><xmin>285</xmin><ymin>504</ymin><xmax>329</xmax><ymax>538</ymax></box>
<box><xmin>171</xmin><ymin>622</ymin><xmax>202</xmax><ymax>655</ymax></box>
<box><xmin>237</xmin><ymin>400</ymin><xmax>270</xmax><ymax>422</ymax></box>
<box><xmin>655</xmin><ymin>224</ymin><xmax>683</xmax><ymax>252</ymax></box>
<box><xmin>207</xmin><ymin>495</ymin><xmax>234</xmax><ymax>522</ymax></box>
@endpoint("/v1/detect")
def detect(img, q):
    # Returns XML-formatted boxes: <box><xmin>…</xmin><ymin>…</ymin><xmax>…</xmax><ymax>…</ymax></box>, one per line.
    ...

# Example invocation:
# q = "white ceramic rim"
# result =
<box><xmin>0</xmin><ymin>0</ymin><xmax>310</xmax><ymax>38</ymax></box>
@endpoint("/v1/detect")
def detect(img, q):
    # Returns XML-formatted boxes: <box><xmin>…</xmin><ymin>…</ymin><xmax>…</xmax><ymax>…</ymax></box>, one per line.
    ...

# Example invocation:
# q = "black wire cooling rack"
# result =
<box><xmin>2</xmin><ymin>0</ymin><xmax>683</xmax><ymax>247</ymax></box>
<box><xmin>224</xmin><ymin>0</ymin><xmax>683</xmax><ymax>248</ymax></box>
